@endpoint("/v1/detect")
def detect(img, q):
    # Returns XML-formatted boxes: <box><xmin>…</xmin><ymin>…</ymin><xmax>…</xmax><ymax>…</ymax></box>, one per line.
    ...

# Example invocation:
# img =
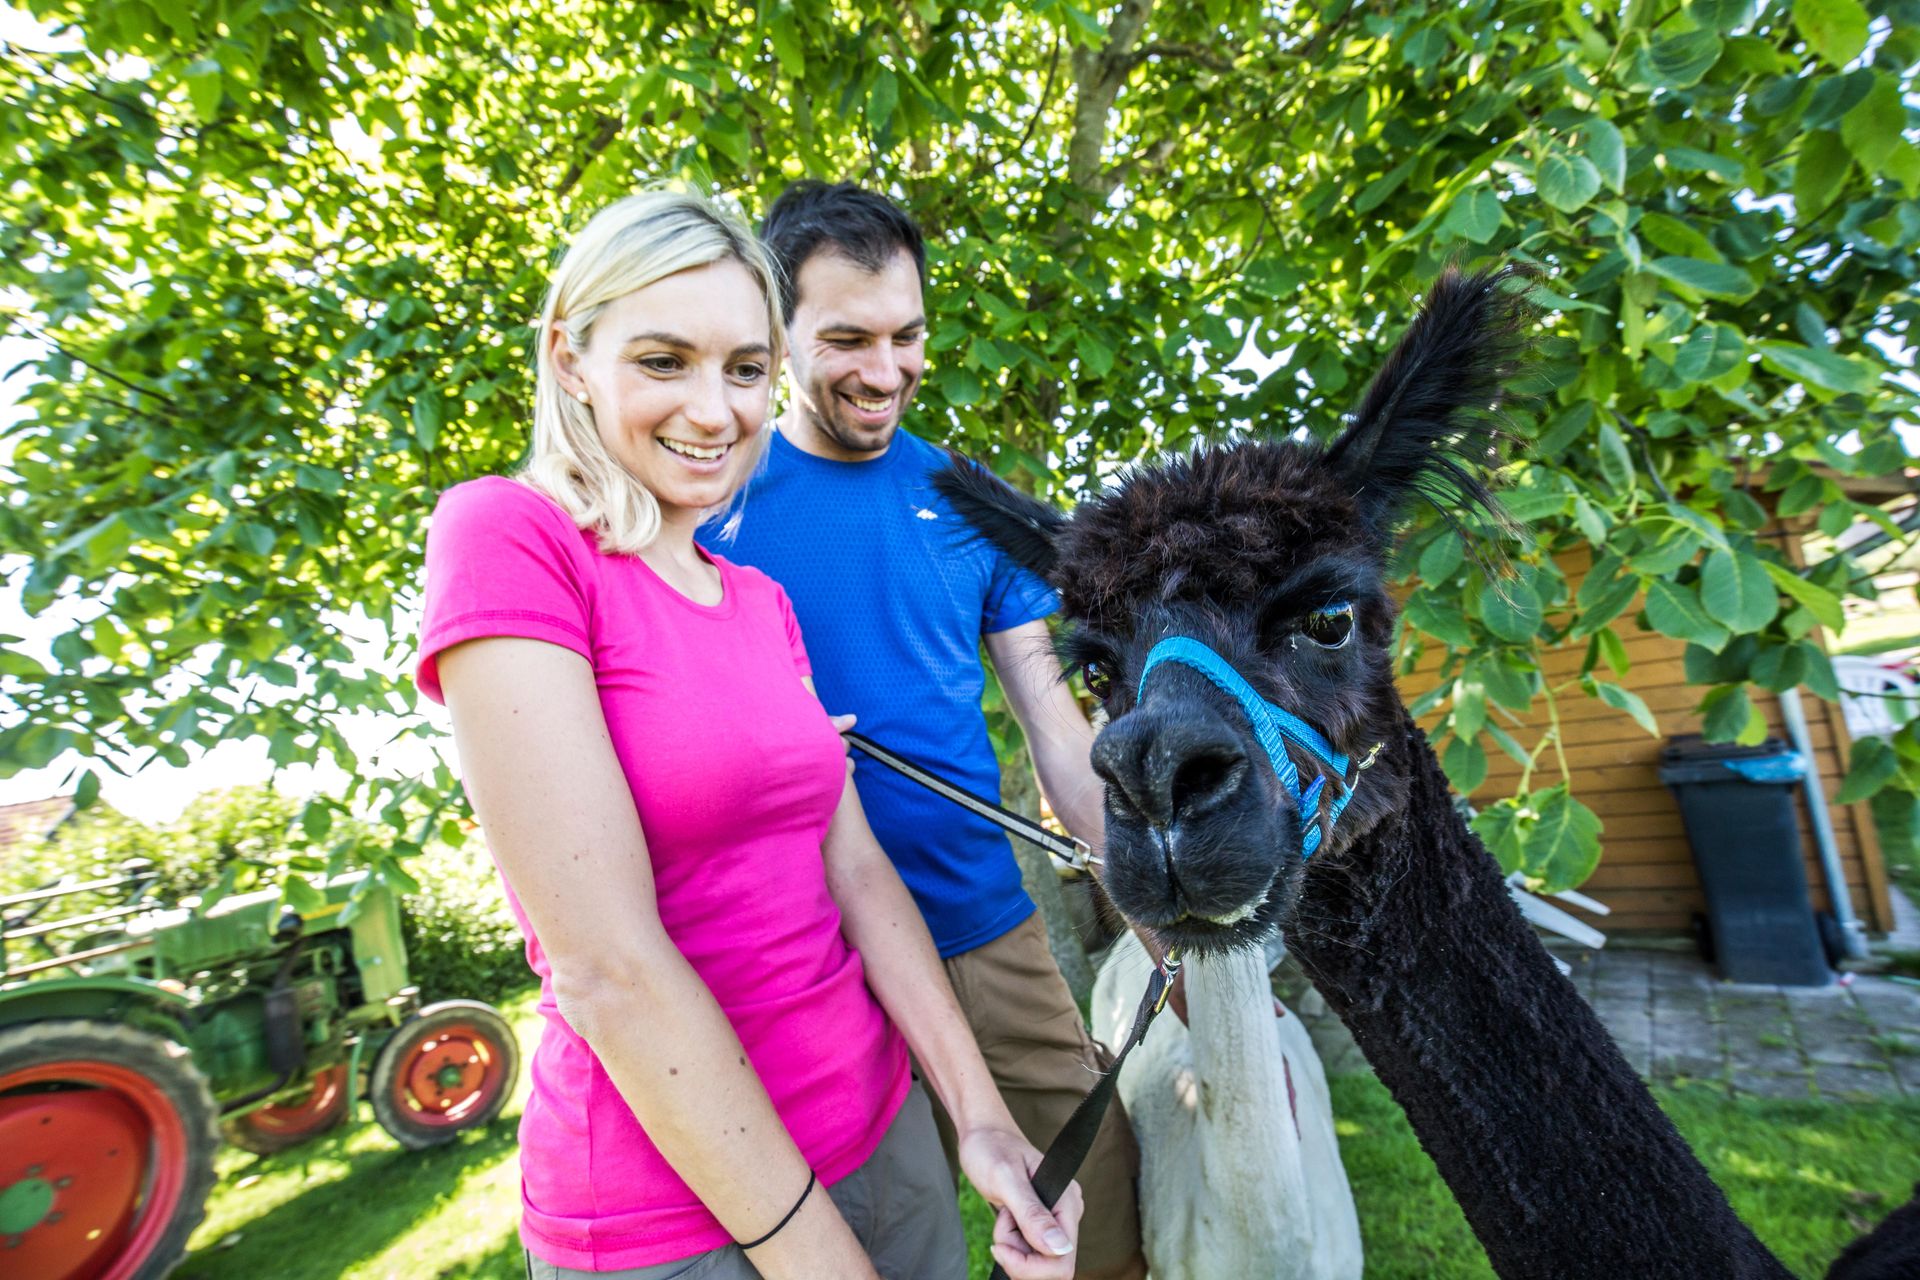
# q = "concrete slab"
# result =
<box><xmin>1729</xmin><ymin>1069</ymin><xmax>1816</xmax><ymax>1100</ymax></box>
<box><xmin>1812</xmin><ymin>1062</ymin><xmax>1902</xmax><ymax>1101</ymax></box>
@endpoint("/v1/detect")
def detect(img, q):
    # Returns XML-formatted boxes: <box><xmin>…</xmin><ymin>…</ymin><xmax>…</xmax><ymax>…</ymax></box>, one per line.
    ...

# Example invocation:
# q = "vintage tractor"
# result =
<box><xmin>0</xmin><ymin>861</ymin><xmax>521</xmax><ymax>1280</ymax></box>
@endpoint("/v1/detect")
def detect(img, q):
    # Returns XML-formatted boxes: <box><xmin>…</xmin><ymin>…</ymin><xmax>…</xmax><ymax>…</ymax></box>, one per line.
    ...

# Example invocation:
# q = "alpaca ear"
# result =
<box><xmin>1324</xmin><ymin>265</ymin><xmax>1532</xmax><ymax>537</ymax></box>
<box><xmin>932</xmin><ymin>453</ymin><xmax>1065</xmax><ymax>580</ymax></box>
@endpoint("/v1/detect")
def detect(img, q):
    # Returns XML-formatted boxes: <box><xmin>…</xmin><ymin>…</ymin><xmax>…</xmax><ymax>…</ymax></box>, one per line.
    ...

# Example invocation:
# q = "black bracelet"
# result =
<box><xmin>739</xmin><ymin>1169</ymin><xmax>815</xmax><ymax>1251</ymax></box>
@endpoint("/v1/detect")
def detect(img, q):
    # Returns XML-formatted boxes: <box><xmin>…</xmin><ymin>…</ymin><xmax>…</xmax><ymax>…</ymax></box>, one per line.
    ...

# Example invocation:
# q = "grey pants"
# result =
<box><xmin>525</xmin><ymin>1081</ymin><xmax>967</xmax><ymax>1280</ymax></box>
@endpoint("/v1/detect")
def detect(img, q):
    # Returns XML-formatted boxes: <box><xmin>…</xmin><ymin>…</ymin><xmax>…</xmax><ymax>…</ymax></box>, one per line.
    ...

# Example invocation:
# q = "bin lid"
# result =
<box><xmin>1658</xmin><ymin>735</ymin><xmax>1806</xmax><ymax>785</ymax></box>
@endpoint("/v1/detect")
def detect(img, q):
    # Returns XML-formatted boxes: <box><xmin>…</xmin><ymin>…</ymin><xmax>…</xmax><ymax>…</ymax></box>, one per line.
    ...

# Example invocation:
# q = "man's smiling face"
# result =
<box><xmin>783</xmin><ymin>248</ymin><xmax>926</xmax><ymax>460</ymax></box>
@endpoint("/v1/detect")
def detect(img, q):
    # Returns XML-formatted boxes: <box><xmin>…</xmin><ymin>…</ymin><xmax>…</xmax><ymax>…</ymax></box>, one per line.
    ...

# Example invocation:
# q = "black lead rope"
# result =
<box><xmin>985</xmin><ymin>951</ymin><xmax>1179</xmax><ymax>1280</ymax></box>
<box><xmin>837</xmin><ymin>728</ymin><xmax>1169</xmax><ymax>1279</ymax></box>
<box><xmin>842</xmin><ymin>731</ymin><xmax>1095</xmax><ymax>874</ymax></box>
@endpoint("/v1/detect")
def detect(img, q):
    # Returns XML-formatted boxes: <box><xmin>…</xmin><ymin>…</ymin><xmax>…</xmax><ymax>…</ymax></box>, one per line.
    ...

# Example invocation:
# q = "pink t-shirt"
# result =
<box><xmin>415</xmin><ymin>476</ymin><xmax>909</xmax><ymax>1270</ymax></box>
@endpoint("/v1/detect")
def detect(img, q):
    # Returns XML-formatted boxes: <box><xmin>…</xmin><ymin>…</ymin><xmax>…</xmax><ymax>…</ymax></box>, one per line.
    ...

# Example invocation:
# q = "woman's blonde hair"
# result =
<box><xmin>524</xmin><ymin>189</ymin><xmax>784</xmax><ymax>555</ymax></box>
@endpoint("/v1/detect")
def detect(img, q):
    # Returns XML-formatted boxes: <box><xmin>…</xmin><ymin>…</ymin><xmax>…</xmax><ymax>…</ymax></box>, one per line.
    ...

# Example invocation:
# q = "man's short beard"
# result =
<box><xmin>808</xmin><ymin>395</ymin><xmax>895</xmax><ymax>455</ymax></box>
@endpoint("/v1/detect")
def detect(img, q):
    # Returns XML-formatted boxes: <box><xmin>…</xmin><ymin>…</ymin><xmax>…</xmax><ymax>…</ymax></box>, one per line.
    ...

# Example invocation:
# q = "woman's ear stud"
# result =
<box><xmin>575</xmin><ymin>391</ymin><xmax>589</xmax><ymax>404</ymax></box>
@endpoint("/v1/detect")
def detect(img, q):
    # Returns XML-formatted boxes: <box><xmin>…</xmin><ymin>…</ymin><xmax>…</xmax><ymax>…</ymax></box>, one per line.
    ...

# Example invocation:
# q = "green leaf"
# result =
<box><xmin>1755</xmin><ymin>341</ymin><xmax>1880</xmax><ymax>397</ymax></box>
<box><xmin>1639</xmin><ymin>213</ymin><xmax>1723</xmax><ymax>262</ymax></box>
<box><xmin>868</xmin><ymin>68</ymin><xmax>899</xmax><ymax>136</ymax></box>
<box><xmin>1471</xmin><ymin>798</ymin><xmax>1528</xmax><ymax>872</ymax></box>
<box><xmin>184</xmin><ymin>61</ymin><xmax>223</xmax><ymax>121</ymax></box>
<box><xmin>72</xmin><ymin>769</ymin><xmax>101</xmax><ymax>810</ymax></box>
<box><xmin>1794</xmin><ymin>0</ymin><xmax>1870</xmax><ymax>66</ymax></box>
<box><xmin>1579</xmin><ymin>117</ymin><xmax>1626</xmax><ymax>192</ymax></box>
<box><xmin>1673</xmin><ymin>323</ymin><xmax>1745</xmax><ymax>382</ymax></box>
<box><xmin>1595</xmin><ymin>422</ymin><xmax>1634</xmax><ymax>492</ymax></box>
<box><xmin>1842</xmin><ymin>76</ymin><xmax>1906</xmax><ymax>173</ymax></box>
<box><xmin>1688</xmin><ymin>0</ymin><xmax>1754</xmax><ymax>31</ymax></box>
<box><xmin>1442</xmin><ymin>735</ymin><xmax>1489</xmax><ymax>793</ymax></box>
<box><xmin>1647</xmin><ymin>30</ymin><xmax>1724</xmax><ymax>88</ymax></box>
<box><xmin>1419</xmin><ymin>531</ymin><xmax>1465</xmax><ymax>584</ymax></box>
<box><xmin>1750</xmin><ymin>641</ymin><xmax>1811</xmax><ymax>691</ymax></box>
<box><xmin>1475</xmin><ymin>657</ymin><xmax>1535</xmax><ymax>711</ymax></box>
<box><xmin>283</xmin><ymin>875</ymin><xmax>324</xmax><ymax>913</ymax></box>
<box><xmin>1647</xmin><ymin>579</ymin><xmax>1731</xmax><ymax>651</ymax></box>
<box><xmin>412</xmin><ymin>393</ymin><xmax>442</xmax><ymax>449</ymax></box>
<box><xmin>1595</xmin><ymin>681</ymin><xmax>1659</xmax><ymax>735</ymax></box>
<box><xmin>1795</xmin><ymin>129</ymin><xmax>1853</xmax><ymax>217</ymax></box>
<box><xmin>1700</xmin><ymin>549</ymin><xmax>1779</xmax><ymax>633</ymax></box>
<box><xmin>1405</xmin><ymin>592</ymin><xmax>1473</xmax><ymax>647</ymax></box>
<box><xmin>1572</xmin><ymin>572</ymin><xmax>1640</xmax><ymax>638</ymax></box>
<box><xmin>1595</xmin><ymin>625</ymin><xmax>1631</xmax><ymax>677</ymax></box>
<box><xmin>1479</xmin><ymin>577</ymin><xmax>1544</xmax><ymax>643</ymax></box>
<box><xmin>1700</xmin><ymin>684</ymin><xmax>1760</xmax><ymax>743</ymax></box>
<box><xmin>1442</xmin><ymin>186</ymin><xmax>1504</xmax><ymax>244</ymax></box>
<box><xmin>1835</xmin><ymin>735</ymin><xmax>1898</xmax><ymax>804</ymax></box>
<box><xmin>1760</xmin><ymin>561</ymin><xmax>1844</xmax><ymax>631</ymax></box>
<box><xmin>1076</xmin><ymin>331</ymin><xmax>1115</xmax><ymax>377</ymax></box>
<box><xmin>1647</xmin><ymin>257</ymin><xmax>1756</xmax><ymax>300</ymax></box>
<box><xmin>1525</xmin><ymin>784</ymin><xmax>1604</xmax><ymax>891</ymax></box>
<box><xmin>767</xmin><ymin>9</ymin><xmax>806</xmax><ymax>76</ymax></box>
<box><xmin>1535</xmin><ymin>150</ymin><xmax>1603</xmax><ymax>213</ymax></box>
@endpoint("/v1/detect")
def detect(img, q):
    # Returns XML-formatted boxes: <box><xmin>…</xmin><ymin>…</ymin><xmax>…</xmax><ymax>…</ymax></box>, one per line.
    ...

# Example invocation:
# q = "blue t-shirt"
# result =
<box><xmin>701</xmin><ymin>428</ymin><xmax>1059</xmax><ymax>957</ymax></box>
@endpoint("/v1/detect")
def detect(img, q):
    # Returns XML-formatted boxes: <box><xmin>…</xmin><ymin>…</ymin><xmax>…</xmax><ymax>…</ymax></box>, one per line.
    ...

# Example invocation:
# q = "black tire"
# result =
<box><xmin>369</xmin><ymin>999</ymin><xmax>519</xmax><ymax>1151</ymax></box>
<box><xmin>0</xmin><ymin>1019</ymin><xmax>220</xmax><ymax>1280</ymax></box>
<box><xmin>220</xmin><ymin>1062</ymin><xmax>351</xmax><ymax>1155</ymax></box>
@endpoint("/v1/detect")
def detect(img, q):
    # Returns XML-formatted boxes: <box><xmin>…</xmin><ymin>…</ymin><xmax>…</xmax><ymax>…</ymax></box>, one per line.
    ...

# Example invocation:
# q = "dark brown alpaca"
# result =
<box><xmin>936</xmin><ymin>268</ymin><xmax>1920</xmax><ymax>1279</ymax></box>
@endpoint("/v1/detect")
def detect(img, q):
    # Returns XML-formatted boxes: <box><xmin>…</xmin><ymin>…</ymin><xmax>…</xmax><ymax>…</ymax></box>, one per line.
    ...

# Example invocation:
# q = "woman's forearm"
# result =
<box><xmin>553</xmin><ymin>944</ymin><xmax>879</xmax><ymax>1280</ymax></box>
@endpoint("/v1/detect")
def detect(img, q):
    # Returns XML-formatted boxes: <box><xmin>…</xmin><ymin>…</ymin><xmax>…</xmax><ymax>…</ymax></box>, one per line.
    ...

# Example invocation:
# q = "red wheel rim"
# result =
<box><xmin>240</xmin><ymin>1064</ymin><xmax>347</xmax><ymax>1140</ymax></box>
<box><xmin>388</xmin><ymin>1022</ymin><xmax>508</xmax><ymax>1130</ymax></box>
<box><xmin>0</xmin><ymin>1058</ymin><xmax>189</xmax><ymax>1280</ymax></box>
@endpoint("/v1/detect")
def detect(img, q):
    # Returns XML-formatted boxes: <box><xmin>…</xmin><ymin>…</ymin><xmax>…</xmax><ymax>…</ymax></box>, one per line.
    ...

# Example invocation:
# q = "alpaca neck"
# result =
<box><xmin>1285</xmin><ymin>709</ymin><xmax>1790</xmax><ymax>1280</ymax></box>
<box><xmin>1184</xmin><ymin>947</ymin><xmax>1308</xmax><ymax>1204</ymax></box>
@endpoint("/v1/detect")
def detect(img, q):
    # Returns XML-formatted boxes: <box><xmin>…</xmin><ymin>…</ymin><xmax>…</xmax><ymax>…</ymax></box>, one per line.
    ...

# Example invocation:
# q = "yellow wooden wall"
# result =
<box><xmin>1397</xmin><ymin>542</ymin><xmax>1895</xmax><ymax>936</ymax></box>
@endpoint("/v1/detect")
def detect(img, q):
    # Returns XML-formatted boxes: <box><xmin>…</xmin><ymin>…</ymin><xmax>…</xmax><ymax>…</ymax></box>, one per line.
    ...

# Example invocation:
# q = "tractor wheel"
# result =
<box><xmin>221</xmin><ymin>1063</ymin><xmax>351</xmax><ymax>1156</ymax></box>
<box><xmin>0</xmin><ymin>1020</ymin><xmax>219</xmax><ymax>1280</ymax></box>
<box><xmin>369</xmin><ymin>1000</ymin><xmax>518</xmax><ymax>1151</ymax></box>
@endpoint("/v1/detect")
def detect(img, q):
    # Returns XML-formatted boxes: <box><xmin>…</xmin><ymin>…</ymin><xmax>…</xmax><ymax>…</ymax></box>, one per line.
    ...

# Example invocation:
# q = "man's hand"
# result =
<box><xmin>957</xmin><ymin>1126</ymin><xmax>1083</xmax><ymax>1280</ymax></box>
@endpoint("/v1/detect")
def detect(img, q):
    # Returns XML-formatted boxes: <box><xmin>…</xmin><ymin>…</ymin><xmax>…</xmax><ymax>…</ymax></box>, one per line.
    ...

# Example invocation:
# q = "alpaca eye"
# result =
<box><xmin>1300</xmin><ymin>602</ymin><xmax>1355</xmax><ymax>650</ymax></box>
<box><xmin>1081</xmin><ymin>660</ymin><xmax>1114</xmax><ymax>700</ymax></box>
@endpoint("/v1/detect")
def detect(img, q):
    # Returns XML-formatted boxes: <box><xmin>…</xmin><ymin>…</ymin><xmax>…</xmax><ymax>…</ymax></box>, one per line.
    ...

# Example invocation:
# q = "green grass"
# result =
<box><xmin>182</xmin><ymin>992</ymin><xmax>1920</xmax><ymax>1280</ymax></box>
<box><xmin>1330</xmin><ymin>1074</ymin><xmax>1920</xmax><ymax>1279</ymax></box>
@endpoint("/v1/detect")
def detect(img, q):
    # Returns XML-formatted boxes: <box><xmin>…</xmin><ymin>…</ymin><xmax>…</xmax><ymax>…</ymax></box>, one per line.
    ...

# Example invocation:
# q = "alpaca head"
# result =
<box><xmin>940</xmin><ymin>268</ymin><xmax>1532</xmax><ymax>955</ymax></box>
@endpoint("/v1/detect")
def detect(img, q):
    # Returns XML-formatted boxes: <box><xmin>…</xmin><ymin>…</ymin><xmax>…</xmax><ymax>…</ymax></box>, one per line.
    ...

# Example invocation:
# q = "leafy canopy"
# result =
<box><xmin>4</xmin><ymin>0</ymin><xmax>1917</xmax><ymax>892</ymax></box>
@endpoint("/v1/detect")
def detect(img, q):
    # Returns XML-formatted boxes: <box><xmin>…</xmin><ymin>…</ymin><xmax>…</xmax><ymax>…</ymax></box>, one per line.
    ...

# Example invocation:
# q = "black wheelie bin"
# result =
<box><xmin>1657</xmin><ymin>735</ymin><xmax>1832</xmax><ymax>987</ymax></box>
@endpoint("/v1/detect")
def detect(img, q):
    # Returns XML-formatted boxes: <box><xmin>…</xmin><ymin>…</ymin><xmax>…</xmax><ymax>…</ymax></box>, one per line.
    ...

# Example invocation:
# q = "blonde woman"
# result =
<box><xmin>415</xmin><ymin>190</ymin><xmax>1082</xmax><ymax>1280</ymax></box>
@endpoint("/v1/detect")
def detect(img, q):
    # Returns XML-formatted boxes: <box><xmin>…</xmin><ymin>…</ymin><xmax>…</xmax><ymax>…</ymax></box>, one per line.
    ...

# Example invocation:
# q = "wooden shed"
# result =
<box><xmin>1399</xmin><ymin>473</ymin><xmax>1910</xmax><ymax>938</ymax></box>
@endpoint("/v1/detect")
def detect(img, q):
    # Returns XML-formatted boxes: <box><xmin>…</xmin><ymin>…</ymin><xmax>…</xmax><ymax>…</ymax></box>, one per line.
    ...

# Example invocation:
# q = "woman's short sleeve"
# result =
<box><xmin>415</xmin><ymin>477</ymin><xmax>596</xmax><ymax>704</ymax></box>
<box><xmin>772</xmin><ymin>580</ymin><xmax>813</xmax><ymax>679</ymax></box>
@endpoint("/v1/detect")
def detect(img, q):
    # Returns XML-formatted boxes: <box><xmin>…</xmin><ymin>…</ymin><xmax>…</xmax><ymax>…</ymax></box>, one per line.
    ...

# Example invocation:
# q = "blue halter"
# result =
<box><xmin>1136</xmin><ymin>636</ymin><xmax>1374</xmax><ymax>859</ymax></box>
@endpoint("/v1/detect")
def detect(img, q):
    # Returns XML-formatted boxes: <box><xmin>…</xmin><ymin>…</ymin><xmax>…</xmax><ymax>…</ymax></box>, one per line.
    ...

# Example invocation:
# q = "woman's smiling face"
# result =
<box><xmin>552</xmin><ymin>259</ymin><xmax>776</xmax><ymax>528</ymax></box>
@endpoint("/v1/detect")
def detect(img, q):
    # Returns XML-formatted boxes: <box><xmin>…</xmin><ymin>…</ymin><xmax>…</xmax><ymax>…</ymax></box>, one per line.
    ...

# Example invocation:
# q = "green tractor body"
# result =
<box><xmin>0</xmin><ymin>861</ymin><xmax>520</xmax><ymax>1280</ymax></box>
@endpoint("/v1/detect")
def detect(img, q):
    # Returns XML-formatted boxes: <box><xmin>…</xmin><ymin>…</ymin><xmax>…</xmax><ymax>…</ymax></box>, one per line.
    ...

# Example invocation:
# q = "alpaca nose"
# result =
<box><xmin>1092</xmin><ymin>708</ymin><xmax>1250</xmax><ymax>827</ymax></box>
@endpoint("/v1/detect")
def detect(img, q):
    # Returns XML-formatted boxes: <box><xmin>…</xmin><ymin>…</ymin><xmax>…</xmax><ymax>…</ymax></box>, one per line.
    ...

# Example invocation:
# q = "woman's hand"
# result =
<box><xmin>958</xmin><ymin>1126</ymin><xmax>1082</xmax><ymax>1280</ymax></box>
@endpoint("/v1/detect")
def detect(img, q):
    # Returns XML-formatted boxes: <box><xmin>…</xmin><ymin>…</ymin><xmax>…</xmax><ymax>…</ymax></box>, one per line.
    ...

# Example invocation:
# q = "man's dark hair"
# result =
<box><xmin>760</xmin><ymin>180</ymin><xmax>926</xmax><ymax>322</ymax></box>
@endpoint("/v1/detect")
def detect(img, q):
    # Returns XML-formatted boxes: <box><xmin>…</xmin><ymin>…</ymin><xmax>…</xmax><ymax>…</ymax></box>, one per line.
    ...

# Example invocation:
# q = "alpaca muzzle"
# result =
<box><xmin>1136</xmin><ymin>635</ymin><xmax>1382</xmax><ymax>860</ymax></box>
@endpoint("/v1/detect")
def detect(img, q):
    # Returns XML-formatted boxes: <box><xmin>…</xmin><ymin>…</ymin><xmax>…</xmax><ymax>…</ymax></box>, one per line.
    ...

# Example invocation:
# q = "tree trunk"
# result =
<box><xmin>1000</xmin><ymin>744</ymin><xmax>1096</xmax><ymax>1004</ymax></box>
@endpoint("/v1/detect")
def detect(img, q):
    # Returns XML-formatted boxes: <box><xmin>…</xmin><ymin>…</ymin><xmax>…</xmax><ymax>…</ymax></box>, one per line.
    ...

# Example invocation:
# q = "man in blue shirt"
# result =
<box><xmin>705</xmin><ymin>181</ymin><xmax>1144</xmax><ymax>1280</ymax></box>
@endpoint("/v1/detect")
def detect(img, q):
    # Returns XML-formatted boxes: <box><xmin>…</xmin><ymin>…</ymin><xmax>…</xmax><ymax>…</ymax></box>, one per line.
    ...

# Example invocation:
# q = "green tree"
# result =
<box><xmin>4</xmin><ymin>0</ymin><xmax>1917</xmax><ymax>891</ymax></box>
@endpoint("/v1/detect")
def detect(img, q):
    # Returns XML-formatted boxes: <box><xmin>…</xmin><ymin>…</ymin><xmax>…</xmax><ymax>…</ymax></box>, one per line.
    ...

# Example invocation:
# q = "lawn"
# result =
<box><xmin>182</xmin><ymin>987</ymin><xmax>1920</xmax><ymax>1280</ymax></box>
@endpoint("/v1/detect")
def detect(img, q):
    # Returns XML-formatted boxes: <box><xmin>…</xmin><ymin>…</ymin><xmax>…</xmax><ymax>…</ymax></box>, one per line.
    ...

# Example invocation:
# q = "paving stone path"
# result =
<box><xmin>1559</xmin><ymin>945</ymin><xmax>1920</xmax><ymax>1101</ymax></box>
<box><xmin>1284</xmin><ymin>926</ymin><xmax>1920</xmax><ymax>1102</ymax></box>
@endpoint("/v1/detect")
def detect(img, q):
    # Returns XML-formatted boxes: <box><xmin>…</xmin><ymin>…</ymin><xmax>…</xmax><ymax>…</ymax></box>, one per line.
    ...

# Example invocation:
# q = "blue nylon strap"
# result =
<box><xmin>1138</xmin><ymin>637</ymin><xmax>1303</xmax><ymax>795</ymax></box>
<box><xmin>1137</xmin><ymin>635</ymin><xmax>1360</xmax><ymax>859</ymax></box>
